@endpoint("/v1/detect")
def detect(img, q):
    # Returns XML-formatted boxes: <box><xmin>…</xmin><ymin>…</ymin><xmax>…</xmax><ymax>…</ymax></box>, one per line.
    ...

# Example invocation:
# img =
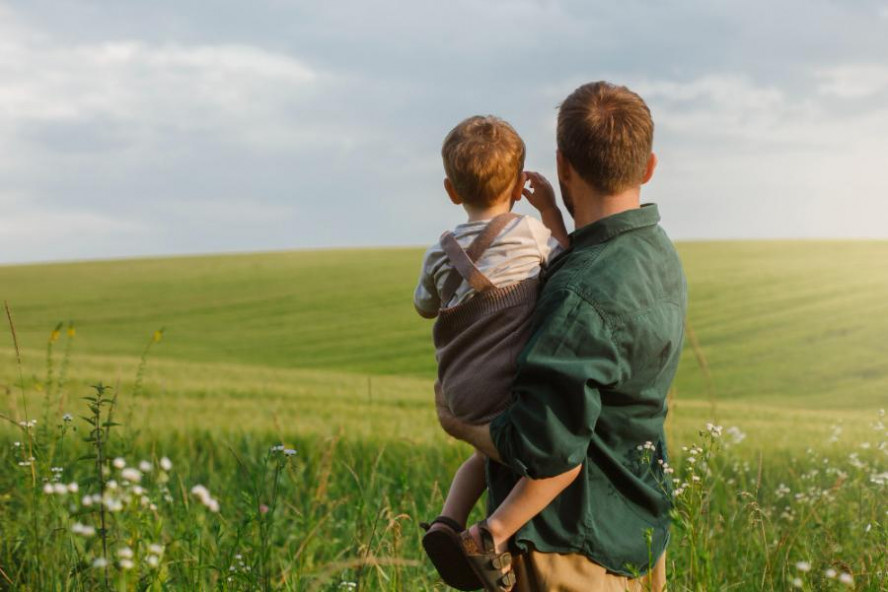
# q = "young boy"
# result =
<box><xmin>414</xmin><ymin>115</ymin><xmax>578</xmax><ymax>591</ymax></box>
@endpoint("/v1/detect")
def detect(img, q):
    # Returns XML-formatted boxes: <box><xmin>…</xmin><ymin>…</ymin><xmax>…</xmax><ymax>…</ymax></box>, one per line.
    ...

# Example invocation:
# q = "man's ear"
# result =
<box><xmin>556</xmin><ymin>150</ymin><xmax>572</xmax><ymax>184</ymax></box>
<box><xmin>641</xmin><ymin>153</ymin><xmax>658</xmax><ymax>185</ymax></box>
<box><xmin>444</xmin><ymin>178</ymin><xmax>462</xmax><ymax>205</ymax></box>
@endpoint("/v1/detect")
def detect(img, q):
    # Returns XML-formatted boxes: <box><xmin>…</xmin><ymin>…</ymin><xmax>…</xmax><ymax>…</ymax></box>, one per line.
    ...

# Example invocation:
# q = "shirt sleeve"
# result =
<box><xmin>413</xmin><ymin>249</ymin><xmax>440</xmax><ymax>318</ymax></box>
<box><xmin>490</xmin><ymin>288</ymin><xmax>623</xmax><ymax>478</ymax></box>
<box><xmin>524</xmin><ymin>215</ymin><xmax>564</xmax><ymax>265</ymax></box>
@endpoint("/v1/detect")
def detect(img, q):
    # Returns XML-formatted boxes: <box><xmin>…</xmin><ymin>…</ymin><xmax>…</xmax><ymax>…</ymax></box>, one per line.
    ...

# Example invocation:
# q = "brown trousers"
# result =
<box><xmin>513</xmin><ymin>550</ymin><xmax>667</xmax><ymax>592</ymax></box>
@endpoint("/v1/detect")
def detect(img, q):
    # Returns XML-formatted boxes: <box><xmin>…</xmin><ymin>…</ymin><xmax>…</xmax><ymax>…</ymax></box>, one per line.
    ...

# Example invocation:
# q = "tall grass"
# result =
<box><xmin>1</xmin><ymin>317</ymin><xmax>886</xmax><ymax>590</ymax></box>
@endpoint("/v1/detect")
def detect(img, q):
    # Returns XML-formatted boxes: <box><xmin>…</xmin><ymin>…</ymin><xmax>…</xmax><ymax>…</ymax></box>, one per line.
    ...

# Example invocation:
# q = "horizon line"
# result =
<box><xmin>2</xmin><ymin>237</ymin><xmax>887</xmax><ymax>268</ymax></box>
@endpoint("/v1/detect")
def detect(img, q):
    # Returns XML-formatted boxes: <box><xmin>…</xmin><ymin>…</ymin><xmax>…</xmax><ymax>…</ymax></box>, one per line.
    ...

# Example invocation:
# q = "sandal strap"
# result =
<box><xmin>497</xmin><ymin>570</ymin><xmax>517</xmax><ymax>590</ymax></box>
<box><xmin>490</xmin><ymin>552</ymin><xmax>511</xmax><ymax>570</ymax></box>
<box><xmin>419</xmin><ymin>515</ymin><xmax>464</xmax><ymax>532</ymax></box>
<box><xmin>475</xmin><ymin>519</ymin><xmax>498</xmax><ymax>553</ymax></box>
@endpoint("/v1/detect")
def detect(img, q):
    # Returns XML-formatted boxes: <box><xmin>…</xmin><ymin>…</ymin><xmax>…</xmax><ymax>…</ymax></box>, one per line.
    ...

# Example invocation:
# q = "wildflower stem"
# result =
<box><xmin>5</xmin><ymin>300</ymin><xmax>36</xmax><ymax>487</ymax></box>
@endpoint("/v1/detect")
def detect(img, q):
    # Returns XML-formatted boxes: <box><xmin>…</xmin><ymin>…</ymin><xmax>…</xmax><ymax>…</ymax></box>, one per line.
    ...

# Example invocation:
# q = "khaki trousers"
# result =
<box><xmin>513</xmin><ymin>550</ymin><xmax>666</xmax><ymax>592</ymax></box>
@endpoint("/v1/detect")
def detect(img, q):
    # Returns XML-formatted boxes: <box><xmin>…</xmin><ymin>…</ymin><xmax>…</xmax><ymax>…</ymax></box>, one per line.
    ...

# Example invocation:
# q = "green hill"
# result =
<box><xmin>3</xmin><ymin>241</ymin><xmax>887</xmax><ymax>410</ymax></box>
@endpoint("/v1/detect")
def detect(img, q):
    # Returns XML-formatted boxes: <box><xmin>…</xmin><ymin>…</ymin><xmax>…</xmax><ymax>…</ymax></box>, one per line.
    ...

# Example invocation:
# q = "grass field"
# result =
<box><xmin>1</xmin><ymin>242</ymin><xmax>887</xmax><ymax>590</ymax></box>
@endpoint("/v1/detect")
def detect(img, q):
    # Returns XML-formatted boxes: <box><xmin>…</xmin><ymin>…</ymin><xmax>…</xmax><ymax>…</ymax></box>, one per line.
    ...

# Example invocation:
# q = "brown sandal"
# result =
<box><xmin>459</xmin><ymin>520</ymin><xmax>516</xmax><ymax>592</ymax></box>
<box><xmin>421</xmin><ymin>516</ymin><xmax>483</xmax><ymax>590</ymax></box>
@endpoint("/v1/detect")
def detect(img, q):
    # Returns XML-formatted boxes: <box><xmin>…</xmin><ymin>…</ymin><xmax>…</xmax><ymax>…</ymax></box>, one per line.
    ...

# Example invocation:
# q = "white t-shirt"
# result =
<box><xmin>413</xmin><ymin>214</ymin><xmax>562</xmax><ymax>317</ymax></box>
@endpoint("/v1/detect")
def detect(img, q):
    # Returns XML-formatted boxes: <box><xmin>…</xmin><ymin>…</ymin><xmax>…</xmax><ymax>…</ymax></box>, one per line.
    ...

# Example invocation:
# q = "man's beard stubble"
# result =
<box><xmin>559</xmin><ymin>180</ymin><xmax>575</xmax><ymax>218</ymax></box>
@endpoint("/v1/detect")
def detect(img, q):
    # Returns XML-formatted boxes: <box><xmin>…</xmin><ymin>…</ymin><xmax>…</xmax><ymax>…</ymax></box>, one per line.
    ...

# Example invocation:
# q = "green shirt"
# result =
<box><xmin>488</xmin><ymin>203</ymin><xmax>687</xmax><ymax>576</ymax></box>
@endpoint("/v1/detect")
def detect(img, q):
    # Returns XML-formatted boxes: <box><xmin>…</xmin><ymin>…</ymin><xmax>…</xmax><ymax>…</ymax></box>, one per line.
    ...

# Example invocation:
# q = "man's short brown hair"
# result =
<box><xmin>442</xmin><ymin>116</ymin><xmax>526</xmax><ymax>206</ymax></box>
<box><xmin>557</xmin><ymin>82</ymin><xmax>654</xmax><ymax>195</ymax></box>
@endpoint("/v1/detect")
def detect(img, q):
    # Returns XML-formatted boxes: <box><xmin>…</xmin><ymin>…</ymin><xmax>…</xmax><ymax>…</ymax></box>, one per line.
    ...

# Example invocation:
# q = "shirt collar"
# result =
<box><xmin>570</xmin><ymin>203</ymin><xmax>661</xmax><ymax>249</ymax></box>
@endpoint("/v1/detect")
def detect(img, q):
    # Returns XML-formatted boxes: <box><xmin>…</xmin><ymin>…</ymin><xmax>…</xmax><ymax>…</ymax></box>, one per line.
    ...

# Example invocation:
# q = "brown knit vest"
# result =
<box><xmin>433</xmin><ymin>213</ymin><xmax>540</xmax><ymax>425</ymax></box>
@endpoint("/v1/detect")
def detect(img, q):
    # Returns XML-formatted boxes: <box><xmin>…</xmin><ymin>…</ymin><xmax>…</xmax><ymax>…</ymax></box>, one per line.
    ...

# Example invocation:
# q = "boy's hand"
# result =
<box><xmin>522</xmin><ymin>171</ymin><xmax>558</xmax><ymax>213</ymax></box>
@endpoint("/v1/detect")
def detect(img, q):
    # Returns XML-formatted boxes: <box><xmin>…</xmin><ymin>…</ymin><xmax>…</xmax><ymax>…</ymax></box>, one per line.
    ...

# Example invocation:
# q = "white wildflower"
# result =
<box><xmin>121</xmin><ymin>468</ymin><xmax>142</xmax><ymax>483</ymax></box>
<box><xmin>67</xmin><ymin>482</ymin><xmax>79</xmax><ymax>493</ymax></box>
<box><xmin>62</xmin><ymin>413</ymin><xmax>73</xmax><ymax>422</ymax></box>
<box><xmin>284</xmin><ymin>448</ymin><xmax>297</xmax><ymax>456</ymax></box>
<box><xmin>104</xmin><ymin>497</ymin><xmax>124</xmax><ymax>512</ymax></box>
<box><xmin>160</xmin><ymin>457</ymin><xmax>172</xmax><ymax>471</ymax></box>
<box><xmin>119</xmin><ymin>558</ymin><xmax>134</xmax><ymax>570</ymax></box>
<box><xmin>139</xmin><ymin>460</ymin><xmax>153</xmax><ymax>473</ymax></box>
<box><xmin>117</xmin><ymin>547</ymin><xmax>134</xmax><ymax>559</ymax></box>
<box><xmin>870</xmin><ymin>471</ymin><xmax>888</xmax><ymax>486</ymax></box>
<box><xmin>148</xmin><ymin>543</ymin><xmax>164</xmax><ymax>555</ymax></box>
<box><xmin>53</xmin><ymin>483</ymin><xmax>68</xmax><ymax>495</ymax></box>
<box><xmin>146</xmin><ymin>555</ymin><xmax>159</xmax><ymax>568</ymax></box>
<box><xmin>92</xmin><ymin>557</ymin><xmax>109</xmax><ymax>569</ymax></box>
<box><xmin>82</xmin><ymin>495</ymin><xmax>93</xmax><ymax>507</ymax></box>
<box><xmin>43</xmin><ymin>483</ymin><xmax>54</xmax><ymax>494</ymax></box>
<box><xmin>791</xmin><ymin>577</ymin><xmax>803</xmax><ymax>588</ymax></box>
<box><xmin>839</xmin><ymin>573</ymin><xmax>853</xmax><ymax>586</ymax></box>
<box><xmin>825</xmin><ymin>568</ymin><xmax>837</xmax><ymax>579</ymax></box>
<box><xmin>112</xmin><ymin>457</ymin><xmax>126</xmax><ymax>469</ymax></box>
<box><xmin>71</xmin><ymin>522</ymin><xmax>96</xmax><ymax>537</ymax></box>
<box><xmin>725</xmin><ymin>426</ymin><xmax>746</xmax><ymax>444</ymax></box>
<box><xmin>191</xmin><ymin>484</ymin><xmax>220</xmax><ymax>512</ymax></box>
<box><xmin>795</xmin><ymin>561</ymin><xmax>811</xmax><ymax>572</ymax></box>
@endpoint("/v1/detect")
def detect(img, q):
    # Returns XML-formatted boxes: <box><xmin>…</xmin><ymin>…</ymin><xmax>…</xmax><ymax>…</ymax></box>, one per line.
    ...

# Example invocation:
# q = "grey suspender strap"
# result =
<box><xmin>438</xmin><ymin>212</ymin><xmax>520</xmax><ymax>306</ymax></box>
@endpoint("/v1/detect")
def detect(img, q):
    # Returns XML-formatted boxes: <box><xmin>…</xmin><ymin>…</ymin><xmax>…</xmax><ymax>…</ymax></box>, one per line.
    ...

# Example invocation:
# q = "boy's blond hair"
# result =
<box><xmin>441</xmin><ymin>116</ymin><xmax>526</xmax><ymax>206</ymax></box>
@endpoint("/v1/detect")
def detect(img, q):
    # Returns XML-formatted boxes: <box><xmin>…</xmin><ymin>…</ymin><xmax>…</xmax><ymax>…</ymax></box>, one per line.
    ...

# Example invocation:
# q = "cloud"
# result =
<box><xmin>2</xmin><ymin>0</ymin><xmax>888</xmax><ymax>264</ymax></box>
<box><xmin>0</xmin><ymin>191</ymin><xmax>148</xmax><ymax>262</ymax></box>
<box><xmin>0</xmin><ymin>40</ymin><xmax>320</xmax><ymax>147</ymax></box>
<box><xmin>815</xmin><ymin>65</ymin><xmax>888</xmax><ymax>99</ymax></box>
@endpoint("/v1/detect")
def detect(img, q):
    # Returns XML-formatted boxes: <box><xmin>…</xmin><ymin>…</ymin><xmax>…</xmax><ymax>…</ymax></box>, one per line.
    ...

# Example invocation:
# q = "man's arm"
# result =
<box><xmin>493</xmin><ymin>288</ymin><xmax>621</xmax><ymax>479</ymax></box>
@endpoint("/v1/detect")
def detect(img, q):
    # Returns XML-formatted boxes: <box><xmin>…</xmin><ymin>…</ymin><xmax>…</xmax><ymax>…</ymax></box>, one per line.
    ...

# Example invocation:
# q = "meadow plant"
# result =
<box><xmin>1</xmin><ymin>319</ymin><xmax>886</xmax><ymax>590</ymax></box>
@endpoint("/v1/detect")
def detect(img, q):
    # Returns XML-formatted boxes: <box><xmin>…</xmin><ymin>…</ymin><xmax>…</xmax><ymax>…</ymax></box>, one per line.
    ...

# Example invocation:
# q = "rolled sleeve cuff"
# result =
<box><xmin>490</xmin><ymin>408</ymin><xmax>534</xmax><ymax>478</ymax></box>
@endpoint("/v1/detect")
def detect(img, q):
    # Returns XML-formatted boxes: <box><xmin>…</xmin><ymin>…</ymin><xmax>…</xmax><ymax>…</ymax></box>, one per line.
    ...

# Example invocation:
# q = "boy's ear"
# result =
<box><xmin>641</xmin><ymin>153</ymin><xmax>658</xmax><ymax>185</ymax></box>
<box><xmin>510</xmin><ymin>172</ymin><xmax>527</xmax><ymax>201</ymax></box>
<box><xmin>444</xmin><ymin>178</ymin><xmax>462</xmax><ymax>205</ymax></box>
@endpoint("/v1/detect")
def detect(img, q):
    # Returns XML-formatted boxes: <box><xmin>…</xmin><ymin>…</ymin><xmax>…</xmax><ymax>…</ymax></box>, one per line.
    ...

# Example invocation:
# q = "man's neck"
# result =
<box><xmin>571</xmin><ymin>186</ymin><xmax>641</xmax><ymax>230</ymax></box>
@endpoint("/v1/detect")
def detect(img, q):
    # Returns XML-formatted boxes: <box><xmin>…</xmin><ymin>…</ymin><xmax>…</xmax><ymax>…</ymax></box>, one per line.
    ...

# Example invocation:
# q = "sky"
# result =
<box><xmin>1</xmin><ymin>0</ymin><xmax>888</xmax><ymax>264</ymax></box>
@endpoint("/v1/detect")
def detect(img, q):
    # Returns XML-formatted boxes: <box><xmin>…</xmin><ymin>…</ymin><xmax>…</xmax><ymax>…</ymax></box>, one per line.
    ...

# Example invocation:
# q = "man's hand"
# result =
<box><xmin>435</xmin><ymin>382</ymin><xmax>502</xmax><ymax>462</ymax></box>
<box><xmin>522</xmin><ymin>171</ymin><xmax>558</xmax><ymax>213</ymax></box>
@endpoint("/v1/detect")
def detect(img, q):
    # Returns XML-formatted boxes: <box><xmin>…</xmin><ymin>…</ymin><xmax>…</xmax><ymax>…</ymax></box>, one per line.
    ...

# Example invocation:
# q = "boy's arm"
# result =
<box><xmin>522</xmin><ymin>171</ymin><xmax>569</xmax><ymax>249</ymax></box>
<box><xmin>413</xmin><ymin>250</ymin><xmax>441</xmax><ymax>318</ymax></box>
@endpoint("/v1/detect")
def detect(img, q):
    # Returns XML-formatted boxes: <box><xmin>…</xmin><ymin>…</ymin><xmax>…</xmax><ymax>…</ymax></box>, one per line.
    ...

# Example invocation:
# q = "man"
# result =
<box><xmin>437</xmin><ymin>81</ymin><xmax>687</xmax><ymax>591</ymax></box>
